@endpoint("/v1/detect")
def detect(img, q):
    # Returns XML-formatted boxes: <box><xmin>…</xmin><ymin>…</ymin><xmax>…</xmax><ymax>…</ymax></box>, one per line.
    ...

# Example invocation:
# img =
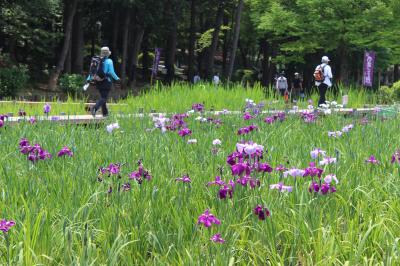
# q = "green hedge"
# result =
<box><xmin>0</xmin><ymin>65</ymin><xmax>29</xmax><ymax>98</ymax></box>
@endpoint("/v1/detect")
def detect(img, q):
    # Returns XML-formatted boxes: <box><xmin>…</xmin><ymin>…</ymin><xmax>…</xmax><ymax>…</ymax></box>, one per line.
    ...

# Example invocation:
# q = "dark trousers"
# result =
<box><xmin>318</xmin><ymin>83</ymin><xmax>328</xmax><ymax>107</ymax></box>
<box><xmin>94</xmin><ymin>81</ymin><xmax>112</xmax><ymax>116</ymax></box>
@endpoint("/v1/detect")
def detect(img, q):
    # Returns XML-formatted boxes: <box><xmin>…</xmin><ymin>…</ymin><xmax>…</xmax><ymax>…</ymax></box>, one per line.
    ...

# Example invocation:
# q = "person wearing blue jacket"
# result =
<box><xmin>87</xmin><ymin>47</ymin><xmax>120</xmax><ymax>117</ymax></box>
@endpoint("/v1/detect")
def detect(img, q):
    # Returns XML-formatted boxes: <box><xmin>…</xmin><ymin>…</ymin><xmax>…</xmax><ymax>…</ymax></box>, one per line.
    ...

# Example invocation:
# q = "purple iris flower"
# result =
<box><xmin>253</xmin><ymin>205</ymin><xmax>270</xmax><ymax>220</ymax></box>
<box><xmin>218</xmin><ymin>185</ymin><xmax>234</xmax><ymax>199</ymax></box>
<box><xmin>308</xmin><ymin>181</ymin><xmax>320</xmax><ymax>193</ymax></box>
<box><xmin>43</xmin><ymin>103</ymin><xmax>51</xmax><ymax>114</ymax></box>
<box><xmin>231</xmin><ymin>163</ymin><xmax>251</xmax><ymax>176</ymax></box>
<box><xmin>274</xmin><ymin>112</ymin><xmax>286</xmax><ymax>122</ymax></box>
<box><xmin>192</xmin><ymin>103</ymin><xmax>204</xmax><ymax>112</ymax></box>
<box><xmin>264</xmin><ymin>116</ymin><xmax>275</xmax><ymax>124</ymax></box>
<box><xmin>178</xmin><ymin>128</ymin><xmax>192</xmax><ymax>137</ymax></box>
<box><xmin>275</xmin><ymin>164</ymin><xmax>288</xmax><ymax>172</ymax></box>
<box><xmin>18</xmin><ymin>110</ymin><xmax>26</xmax><ymax>117</ymax></box>
<box><xmin>176</xmin><ymin>175</ymin><xmax>191</xmax><ymax>183</ymax></box>
<box><xmin>207</xmin><ymin>176</ymin><xmax>225</xmax><ymax>186</ymax></box>
<box><xmin>197</xmin><ymin>209</ymin><xmax>221</xmax><ymax>228</ymax></box>
<box><xmin>38</xmin><ymin>149</ymin><xmax>52</xmax><ymax>160</ymax></box>
<box><xmin>57</xmin><ymin>146</ymin><xmax>73</xmax><ymax>157</ymax></box>
<box><xmin>0</xmin><ymin>119</ymin><xmax>3</xmax><ymax>128</ymax></box>
<box><xmin>310</xmin><ymin>148</ymin><xmax>326</xmax><ymax>159</ymax></box>
<box><xmin>257</xmin><ymin>163</ymin><xmax>273</xmax><ymax>173</ymax></box>
<box><xmin>100</xmin><ymin>163</ymin><xmax>121</xmax><ymax>176</ymax></box>
<box><xmin>284</xmin><ymin>168</ymin><xmax>306</xmax><ymax>178</ymax></box>
<box><xmin>237</xmin><ymin>127</ymin><xmax>250</xmax><ymax>135</ymax></box>
<box><xmin>29</xmin><ymin>117</ymin><xmax>36</xmax><ymax>124</ymax></box>
<box><xmin>0</xmin><ymin>219</ymin><xmax>16</xmax><ymax>232</ymax></box>
<box><xmin>303</xmin><ymin>162</ymin><xmax>324</xmax><ymax>178</ymax></box>
<box><xmin>0</xmin><ymin>114</ymin><xmax>8</xmax><ymax>121</ymax></box>
<box><xmin>243</xmin><ymin>112</ymin><xmax>253</xmax><ymax>120</ymax></box>
<box><xmin>226</xmin><ymin>152</ymin><xmax>243</xmax><ymax>166</ymax></box>
<box><xmin>122</xmin><ymin>183</ymin><xmax>131</xmax><ymax>191</ymax></box>
<box><xmin>269</xmin><ymin>183</ymin><xmax>293</xmax><ymax>192</ymax></box>
<box><xmin>19</xmin><ymin>138</ymin><xmax>30</xmax><ymax>149</ymax></box>
<box><xmin>301</xmin><ymin>112</ymin><xmax>317</xmax><ymax>123</ymax></box>
<box><xmin>320</xmin><ymin>183</ymin><xmax>330</xmax><ymax>195</ymax></box>
<box><xmin>210</xmin><ymin>233</ymin><xmax>225</xmax><ymax>243</ymax></box>
<box><xmin>391</xmin><ymin>150</ymin><xmax>400</xmax><ymax>164</ymax></box>
<box><xmin>129</xmin><ymin>163</ymin><xmax>152</xmax><ymax>183</ymax></box>
<box><xmin>365</xmin><ymin>155</ymin><xmax>379</xmax><ymax>164</ymax></box>
<box><xmin>248</xmin><ymin>125</ymin><xmax>258</xmax><ymax>132</ymax></box>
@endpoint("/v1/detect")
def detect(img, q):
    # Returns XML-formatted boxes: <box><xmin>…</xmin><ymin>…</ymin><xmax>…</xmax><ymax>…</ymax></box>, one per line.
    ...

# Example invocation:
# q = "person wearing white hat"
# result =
<box><xmin>314</xmin><ymin>56</ymin><xmax>333</xmax><ymax>106</ymax></box>
<box><xmin>87</xmin><ymin>47</ymin><xmax>120</xmax><ymax>117</ymax></box>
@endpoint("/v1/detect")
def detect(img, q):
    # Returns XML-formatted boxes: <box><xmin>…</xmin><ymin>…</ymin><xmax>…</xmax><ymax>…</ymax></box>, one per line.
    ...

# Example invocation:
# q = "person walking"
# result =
<box><xmin>314</xmin><ymin>56</ymin><xmax>333</xmax><ymax>106</ymax></box>
<box><xmin>87</xmin><ymin>47</ymin><xmax>120</xmax><ymax>117</ymax></box>
<box><xmin>291</xmin><ymin>72</ymin><xmax>303</xmax><ymax>101</ymax></box>
<box><xmin>193</xmin><ymin>72</ymin><xmax>201</xmax><ymax>84</ymax></box>
<box><xmin>276</xmin><ymin>72</ymin><xmax>288</xmax><ymax>97</ymax></box>
<box><xmin>213</xmin><ymin>72</ymin><xmax>220</xmax><ymax>86</ymax></box>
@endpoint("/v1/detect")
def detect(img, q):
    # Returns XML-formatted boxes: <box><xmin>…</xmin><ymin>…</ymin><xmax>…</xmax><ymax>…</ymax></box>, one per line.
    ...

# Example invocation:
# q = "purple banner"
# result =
<box><xmin>363</xmin><ymin>51</ymin><xmax>376</xmax><ymax>87</ymax></box>
<box><xmin>152</xmin><ymin>48</ymin><xmax>161</xmax><ymax>78</ymax></box>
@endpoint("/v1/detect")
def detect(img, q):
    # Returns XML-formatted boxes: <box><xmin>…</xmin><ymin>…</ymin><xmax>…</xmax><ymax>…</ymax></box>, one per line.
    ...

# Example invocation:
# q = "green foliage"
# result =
<box><xmin>235</xmin><ymin>69</ymin><xmax>256</xmax><ymax>84</ymax></box>
<box><xmin>378</xmin><ymin>85</ymin><xmax>394</xmax><ymax>104</ymax></box>
<box><xmin>0</xmin><ymin>104</ymin><xmax>400</xmax><ymax>264</ymax></box>
<box><xmin>59</xmin><ymin>74</ymin><xmax>85</xmax><ymax>95</ymax></box>
<box><xmin>377</xmin><ymin>81</ymin><xmax>400</xmax><ymax>104</ymax></box>
<box><xmin>196</xmin><ymin>26</ymin><xmax>230</xmax><ymax>52</ymax></box>
<box><xmin>0</xmin><ymin>65</ymin><xmax>29</xmax><ymax>98</ymax></box>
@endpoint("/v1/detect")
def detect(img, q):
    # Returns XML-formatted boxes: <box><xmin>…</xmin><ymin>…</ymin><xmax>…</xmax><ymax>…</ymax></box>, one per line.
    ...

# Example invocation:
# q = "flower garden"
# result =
<box><xmin>0</xmin><ymin>88</ymin><xmax>399</xmax><ymax>265</ymax></box>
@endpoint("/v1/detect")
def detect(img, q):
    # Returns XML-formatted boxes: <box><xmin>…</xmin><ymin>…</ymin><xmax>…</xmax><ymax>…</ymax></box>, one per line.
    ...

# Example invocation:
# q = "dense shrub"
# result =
<box><xmin>0</xmin><ymin>65</ymin><xmax>29</xmax><ymax>98</ymax></box>
<box><xmin>378</xmin><ymin>81</ymin><xmax>400</xmax><ymax>104</ymax></box>
<box><xmin>59</xmin><ymin>74</ymin><xmax>86</xmax><ymax>95</ymax></box>
<box><xmin>235</xmin><ymin>69</ymin><xmax>256</xmax><ymax>85</ymax></box>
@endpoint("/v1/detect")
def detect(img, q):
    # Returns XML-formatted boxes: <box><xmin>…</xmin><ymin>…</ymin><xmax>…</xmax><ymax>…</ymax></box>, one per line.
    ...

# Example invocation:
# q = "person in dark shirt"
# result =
<box><xmin>291</xmin><ymin>72</ymin><xmax>303</xmax><ymax>102</ymax></box>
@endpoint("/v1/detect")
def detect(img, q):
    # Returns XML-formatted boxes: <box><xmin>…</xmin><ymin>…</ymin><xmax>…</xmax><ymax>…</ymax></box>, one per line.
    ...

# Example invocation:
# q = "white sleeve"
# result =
<box><xmin>326</xmin><ymin>66</ymin><xmax>333</xmax><ymax>79</ymax></box>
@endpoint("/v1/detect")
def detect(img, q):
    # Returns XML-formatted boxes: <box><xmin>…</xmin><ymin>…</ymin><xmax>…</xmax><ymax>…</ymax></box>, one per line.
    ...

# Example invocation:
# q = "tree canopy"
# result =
<box><xmin>0</xmin><ymin>0</ymin><xmax>398</xmax><ymax>94</ymax></box>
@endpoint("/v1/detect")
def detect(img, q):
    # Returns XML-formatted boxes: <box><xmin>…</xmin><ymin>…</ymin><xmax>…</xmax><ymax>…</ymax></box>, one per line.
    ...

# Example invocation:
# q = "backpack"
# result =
<box><xmin>89</xmin><ymin>56</ymin><xmax>106</xmax><ymax>82</ymax></box>
<box><xmin>313</xmin><ymin>64</ymin><xmax>326</xmax><ymax>82</ymax></box>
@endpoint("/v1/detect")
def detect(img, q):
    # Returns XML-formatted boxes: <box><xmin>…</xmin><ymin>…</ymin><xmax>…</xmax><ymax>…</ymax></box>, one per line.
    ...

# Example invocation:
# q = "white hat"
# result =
<box><xmin>294</xmin><ymin>72</ymin><xmax>299</xmax><ymax>75</ymax></box>
<box><xmin>322</xmin><ymin>56</ymin><xmax>330</xmax><ymax>63</ymax></box>
<box><xmin>100</xmin><ymin>47</ymin><xmax>111</xmax><ymax>57</ymax></box>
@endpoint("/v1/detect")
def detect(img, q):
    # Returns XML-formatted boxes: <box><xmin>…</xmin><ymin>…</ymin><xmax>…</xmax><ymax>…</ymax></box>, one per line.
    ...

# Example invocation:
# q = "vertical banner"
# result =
<box><xmin>152</xmin><ymin>48</ymin><xmax>161</xmax><ymax>79</ymax></box>
<box><xmin>363</xmin><ymin>51</ymin><xmax>376</xmax><ymax>87</ymax></box>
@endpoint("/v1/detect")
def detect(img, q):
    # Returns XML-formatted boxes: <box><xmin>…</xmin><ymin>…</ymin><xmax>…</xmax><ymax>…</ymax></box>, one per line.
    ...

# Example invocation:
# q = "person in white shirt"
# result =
<box><xmin>315</xmin><ymin>56</ymin><xmax>333</xmax><ymax>106</ymax></box>
<box><xmin>213</xmin><ymin>73</ymin><xmax>220</xmax><ymax>85</ymax></box>
<box><xmin>276</xmin><ymin>72</ymin><xmax>288</xmax><ymax>96</ymax></box>
<box><xmin>193</xmin><ymin>73</ymin><xmax>201</xmax><ymax>84</ymax></box>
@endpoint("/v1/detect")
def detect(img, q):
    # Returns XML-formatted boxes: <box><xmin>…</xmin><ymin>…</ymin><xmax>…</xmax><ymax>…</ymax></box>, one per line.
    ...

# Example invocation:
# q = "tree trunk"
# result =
<box><xmin>111</xmin><ymin>8</ymin><xmax>120</xmax><ymax>69</ymax></box>
<box><xmin>238</xmin><ymin>41</ymin><xmax>248</xmax><ymax>68</ymax></box>
<box><xmin>142</xmin><ymin>31</ymin><xmax>150</xmax><ymax>82</ymax></box>
<box><xmin>121</xmin><ymin>10</ymin><xmax>131</xmax><ymax>89</ymax></box>
<box><xmin>188</xmin><ymin>0</ymin><xmax>197</xmax><ymax>83</ymax></box>
<box><xmin>206</xmin><ymin>1</ymin><xmax>225</xmax><ymax>79</ymax></box>
<box><xmin>226</xmin><ymin>0</ymin><xmax>244</xmax><ymax>81</ymax></box>
<box><xmin>72</xmin><ymin>7</ymin><xmax>84</xmax><ymax>74</ymax></box>
<box><xmin>64</xmin><ymin>41</ymin><xmax>72</xmax><ymax>74</ymax></box>
<box><xmin>128</xmin><ymin>27</ymin><xmax>144</xmax><ymax>88</ymax></box>
<box><xmin>260</xmin><ymin>39</ymin><xmax>269</xmax><ymax>87</ymax></box>
<box><xmin>164</xmin><ymin>3</ymin><xmax>178</xmax><ymax>84</ymax></box>
<box><xmin>394</xmin><ymin>64</ymin><xmax>399</xmax><ymax>82</ymax></box>
<box><xmin>222</xmin><ymin>14</ymin><xmax>230</xmax><ymax>76</ymax></box>
<box><xmin>48</xmin><ymin>0</ymin><xmax>78</xmax><ymax>90</ymax></box>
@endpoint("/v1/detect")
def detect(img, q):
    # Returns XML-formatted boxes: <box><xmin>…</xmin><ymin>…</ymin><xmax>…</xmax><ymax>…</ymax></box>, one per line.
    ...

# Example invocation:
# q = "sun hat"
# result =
<box><xmin>100</xmin><ymin>47</ymin><xmax>112</xmax><ymax>57</ymax></box>
<box><xmin>322</xmin><ymin>56</ymin><xmax>330</xmax><ymax>63</ymax></box>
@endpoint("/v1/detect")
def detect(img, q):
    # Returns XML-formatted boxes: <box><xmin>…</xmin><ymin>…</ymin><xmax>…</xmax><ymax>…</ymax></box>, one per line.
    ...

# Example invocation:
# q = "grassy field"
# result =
<box><xmin>0</xmin><ymin>83</ymin><xmax>379</xmax><ymax>116</ymax></box>
<box><xmin>0</xmin><ymin>95</ymin><xmax>399</xmax><ymax>265</ymax></box>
